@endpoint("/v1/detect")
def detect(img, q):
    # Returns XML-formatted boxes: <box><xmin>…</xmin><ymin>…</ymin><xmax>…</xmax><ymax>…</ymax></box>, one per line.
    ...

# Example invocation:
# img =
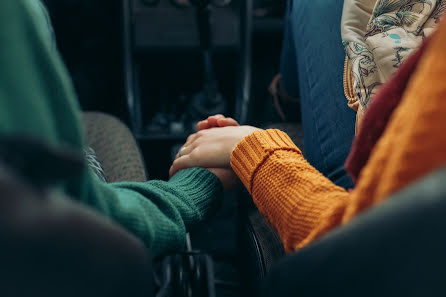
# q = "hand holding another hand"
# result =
<box><xmin>170</xmin><ymin>115</ymin><xmax>261</xmax><ymax>191</ymax></box>
<box><xmin>170</xmin><ymin>125</ymin><xmax>261</xmax><ymax>175</ymax></box>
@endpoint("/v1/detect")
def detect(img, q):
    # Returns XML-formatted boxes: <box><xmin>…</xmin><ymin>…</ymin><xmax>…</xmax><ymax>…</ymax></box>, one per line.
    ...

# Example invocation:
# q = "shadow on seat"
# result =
<box><xmin>0</xmin><ymin>136</ymin><xmax>153</xmax><ymax>297</ymax></box>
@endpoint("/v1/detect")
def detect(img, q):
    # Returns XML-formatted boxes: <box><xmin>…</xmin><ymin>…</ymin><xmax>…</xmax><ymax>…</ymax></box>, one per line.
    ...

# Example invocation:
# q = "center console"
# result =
<box><xmin>122</xmin><ymin>0</ymin><xmax>253</xmax><ymax>141</ymax></box>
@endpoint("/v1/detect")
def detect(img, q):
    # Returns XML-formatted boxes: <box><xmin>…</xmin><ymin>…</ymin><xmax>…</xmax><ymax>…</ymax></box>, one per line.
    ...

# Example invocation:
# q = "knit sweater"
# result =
<box><xmin>231</xmin><ymin>18</ymin><xmax>446</xmax><ymax>253</ymax></box>
<box><xmin>0</xmin><ymin>0</ymin><xmax>223</xmax><ymax>257</ymax></box>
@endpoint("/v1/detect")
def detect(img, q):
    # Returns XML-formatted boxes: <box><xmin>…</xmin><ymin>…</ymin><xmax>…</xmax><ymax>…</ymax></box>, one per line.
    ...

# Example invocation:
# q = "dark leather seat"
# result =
<box><xmin>0</xmin><ymin>114</ymin><xmax>153</xmax><ymax>297</ymax></box>
<box><xmin>240</xmin><ymin>121</ymin><xmax>446</xmax><ymax>296</ymax></box>
<box><xmin>258</xmin><ymin>166</ymin><xmax>446</xmax><ymax>296</ymax></box>
<box><xmin>238</xmin><ymin>122</ymin><xmax>303</xmax><ymax>296</ymax></box>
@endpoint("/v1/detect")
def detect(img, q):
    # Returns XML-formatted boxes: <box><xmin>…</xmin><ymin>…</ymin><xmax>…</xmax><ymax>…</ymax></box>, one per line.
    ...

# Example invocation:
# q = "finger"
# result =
<box><xmin>195</xmin><ymin>115</ymin><xmax>229</xmax><ymax>131</ymax></box>
<box><xmin>207</xmin><ymin>117</ymin><xmax>222</xmax><ymax>128</ymax></box>
<box><xmin>175</xmin><ymin>139</ymin><xmax>198</xmax><ymax>160</ymax></box>
<box><xmin>184</xmin><ymin>133</ymin><xmax>198</xmax><ymax>147</ymax></box>
<box><xmin>175</xmin><ymin>133</ymin><xmax>198</xmax><ymax>159</ymax></box>
<box><xmin>217</xmin><ymin>118</ymin><xmax>239</xmax><ymax>127</ymax></box>
<box><xmin>197</xmin><ymin>120</ymin><xmax>209</xmax><ymax>131</ymax></box>
<box><xmin>179</xmin><ymin>143</ymin><xmax>196</xmax><ymax>157</ymax></box>
<box><xmin>170</xmin><ymin>154</ymin><xmax>199</xmax><ymax>177</ymax></box>
<box><xmin>208</xmin><ymin>114</ymin><xmax>225</xmax><ymax>120</ymax></box>
<box><xmin>207</xmin><ymin>114</ymin><xmax>228</xmax><ymax>127</ymax></box>
<box><xmin>175</xmin><ymin>147</ymin><xmax>185</xmax><ymax>160</ymax></box>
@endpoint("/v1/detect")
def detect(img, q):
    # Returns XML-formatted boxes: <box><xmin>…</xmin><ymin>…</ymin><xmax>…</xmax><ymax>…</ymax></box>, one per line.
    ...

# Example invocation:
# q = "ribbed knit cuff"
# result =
<box><xmin>230</xmin><ymin>129</ymin><xmax>302</xmax><ymax>193</ymax></box>
<box><xmin>169</xmin><ymin>167</ymin><xmax>223</xmax><ymax>225</ymax></box>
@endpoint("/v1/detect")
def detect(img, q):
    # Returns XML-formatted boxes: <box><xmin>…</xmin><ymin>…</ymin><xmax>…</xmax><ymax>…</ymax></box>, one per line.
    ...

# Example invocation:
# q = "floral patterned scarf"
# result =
<box><xmin>341</xmin><ymin>0</ymin><xmax>446</xmax><ymax>131</ymax></box>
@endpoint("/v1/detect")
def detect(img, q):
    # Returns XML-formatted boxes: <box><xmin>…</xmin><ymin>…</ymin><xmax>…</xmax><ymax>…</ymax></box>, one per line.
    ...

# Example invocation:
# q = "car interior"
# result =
<box><xmin>2</xmin><ymin>1</ymin><xmax>289</xmax><ymax>296</ymax></box>
<box><xmin>2</xmin><ymin>0</ymin><xmax>446</xmax><ymax>297</ymax></box>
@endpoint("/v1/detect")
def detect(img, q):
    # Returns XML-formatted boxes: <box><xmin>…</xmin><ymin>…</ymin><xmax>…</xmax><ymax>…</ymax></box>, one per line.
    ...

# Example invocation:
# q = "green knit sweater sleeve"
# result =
<box><xmin>86</xmin><ymin>168</ymin><xmax>223</xmax><ymax>257</ymax></box>
<box><xmin>0</xmin><ymin>0</ymin><xmax>224</xmax><ymax>258</ymax></box>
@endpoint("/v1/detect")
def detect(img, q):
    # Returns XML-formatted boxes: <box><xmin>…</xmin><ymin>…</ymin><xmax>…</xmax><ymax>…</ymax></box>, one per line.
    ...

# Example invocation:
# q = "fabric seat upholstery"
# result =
<box><xmin>83</xmin><ymin>112</ymin><xmax>147</xmax><ymax>183</ymax></box>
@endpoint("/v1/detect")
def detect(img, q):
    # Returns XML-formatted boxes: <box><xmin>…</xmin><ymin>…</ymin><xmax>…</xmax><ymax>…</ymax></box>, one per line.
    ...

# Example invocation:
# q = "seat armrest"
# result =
<box><xmin>238</xmin><ymin>196</ymin><xmax>285</xmax><ymax>297</ymax></box>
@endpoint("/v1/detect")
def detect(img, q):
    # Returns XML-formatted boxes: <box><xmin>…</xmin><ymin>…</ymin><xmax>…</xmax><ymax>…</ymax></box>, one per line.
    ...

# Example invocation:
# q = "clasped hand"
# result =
<box><xmin>170</xmin><ymin>115</ymin><xmax>260</xmax><ymax>191</ymax></box>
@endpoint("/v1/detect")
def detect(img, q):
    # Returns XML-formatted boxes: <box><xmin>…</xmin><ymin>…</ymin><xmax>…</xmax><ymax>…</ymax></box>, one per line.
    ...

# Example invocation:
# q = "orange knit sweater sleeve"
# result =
<box><xmin>230</xmin><ymin>129</ymin><xmax>350</xmax><ymax>252</ymax></box>
<box><xmin>230</xmin><ymin>18</ymin><xmax>446</xmax><ymax>253</ymax></box>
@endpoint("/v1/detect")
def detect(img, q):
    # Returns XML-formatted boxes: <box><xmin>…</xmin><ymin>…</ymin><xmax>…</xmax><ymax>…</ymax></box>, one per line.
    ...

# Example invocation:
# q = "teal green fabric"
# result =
<box><xmin>0</xmin><ymin>0</ymin><xmax>223</xmax><ymax>257</ymax></box>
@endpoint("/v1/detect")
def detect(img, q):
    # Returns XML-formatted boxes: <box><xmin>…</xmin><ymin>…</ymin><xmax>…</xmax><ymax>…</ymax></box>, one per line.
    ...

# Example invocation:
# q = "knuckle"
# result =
<box><xmin>187</xmin><ymin>134</ymin><xmax>195</xmax><ymax>142</ymax></box>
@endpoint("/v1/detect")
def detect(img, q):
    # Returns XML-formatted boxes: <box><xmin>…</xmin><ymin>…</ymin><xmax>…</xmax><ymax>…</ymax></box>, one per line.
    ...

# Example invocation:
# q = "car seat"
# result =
<box><xmin>0</xmin><ymin>134</ymin><xmax>153</xmax><ymax>297</ymax></box>
<box><xmin>83</xmin><ymin>111</ymin><xmax>148</xmax><ymax>183</ymax></box>
<box><xmin>244</xmin><ymin>163</ymin><xmax>446</xmax><ymax>296</ymax></box>
<box><xmin>237</xmin><ymin>122</ymin><xmax>303</xmax><ymax>296</ymax></box>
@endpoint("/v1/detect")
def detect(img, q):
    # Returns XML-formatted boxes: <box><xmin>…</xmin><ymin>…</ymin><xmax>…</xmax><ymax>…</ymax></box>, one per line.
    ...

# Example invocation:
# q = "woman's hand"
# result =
<box><xmin>171</xmin><ymin>115</ymin><xmax>257</xmax><ymax>191</ymax></box>
<box><xmin>170</xmin><ymin>125</ymin><xmax>261</xmax><ymax>177</ymax></box>
<box><xmin>206</xmin><ymin>168</ymin><xmax>240</xmax><ymax>192</ymax></box>
<box><xmin>174</xmin><ymin>114</ymin><xmax>241</xmax><ymax>161</ymax></box>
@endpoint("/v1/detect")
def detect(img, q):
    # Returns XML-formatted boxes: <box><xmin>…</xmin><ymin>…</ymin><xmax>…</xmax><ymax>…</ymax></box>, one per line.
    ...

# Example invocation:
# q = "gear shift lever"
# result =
<box><xmin>185</xmin><ymin>0</ymin><xmax>228</xmax><ymax>125</ymax></box>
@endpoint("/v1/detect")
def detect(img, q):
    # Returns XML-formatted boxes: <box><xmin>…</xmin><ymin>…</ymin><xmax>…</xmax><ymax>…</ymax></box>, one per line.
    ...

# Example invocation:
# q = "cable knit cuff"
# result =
<box><xmin>230</xmin><ymin>129</ymin><xmax>302</xmax><ymax>193</ymax></box>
